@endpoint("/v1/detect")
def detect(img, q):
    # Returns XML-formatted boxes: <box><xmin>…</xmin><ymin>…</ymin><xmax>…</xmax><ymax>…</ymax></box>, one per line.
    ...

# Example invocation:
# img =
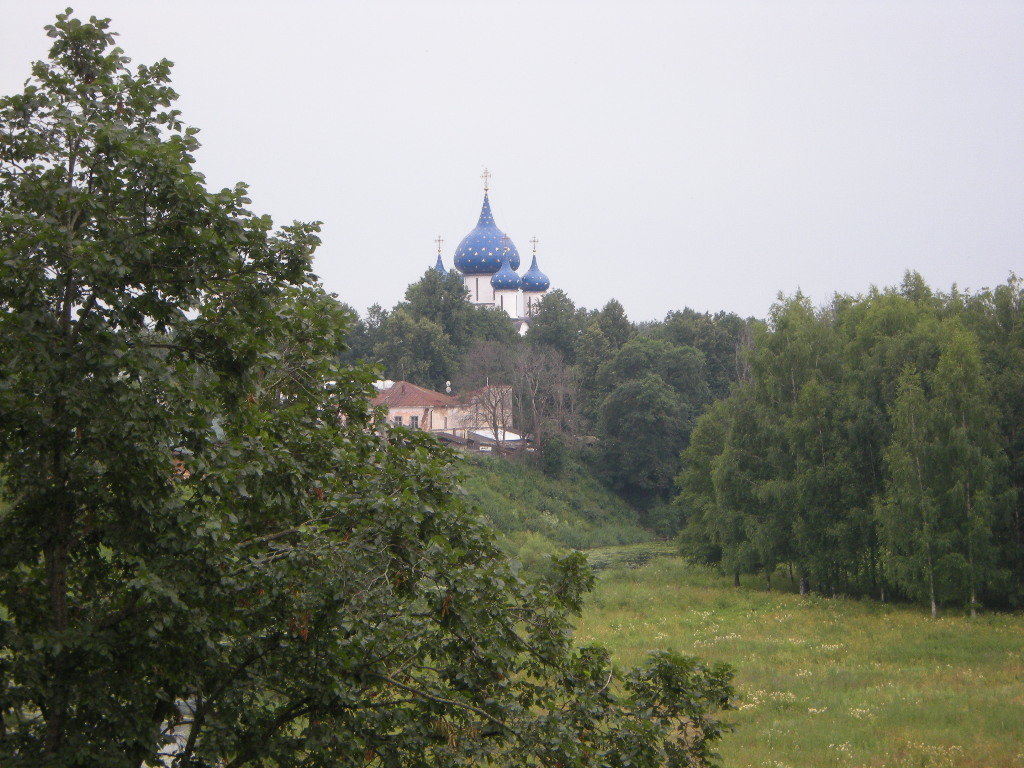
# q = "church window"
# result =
<box><xmin>410</xmin><ymin>415</ymin><xmax>419</xmax><ymax>429</ymax></box>
<box><xmin>393</xmin><ymin>415</ymin><xmax>402</xmax><ymax>426</ymax></box>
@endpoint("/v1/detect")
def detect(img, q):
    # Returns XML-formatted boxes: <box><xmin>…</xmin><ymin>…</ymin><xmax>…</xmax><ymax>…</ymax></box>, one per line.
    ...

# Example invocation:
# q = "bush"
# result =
<box><xmin>536</xmin><ymin>433</ymin><xmax>569</xmax><ymax>477</ymax></box>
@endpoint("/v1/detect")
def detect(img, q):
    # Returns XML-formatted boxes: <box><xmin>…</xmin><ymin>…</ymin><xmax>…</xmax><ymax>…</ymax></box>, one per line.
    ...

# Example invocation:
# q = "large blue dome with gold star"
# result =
<box><xmin>453</xmin><ymin>193</ymin><xmax>521</xmax><ymax>275</ymax></box>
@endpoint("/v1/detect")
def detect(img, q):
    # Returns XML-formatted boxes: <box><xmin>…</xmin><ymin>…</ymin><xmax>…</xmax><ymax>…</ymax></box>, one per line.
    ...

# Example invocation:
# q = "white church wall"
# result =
<box><xmin>495</xmin><ymin>289</ymin><xmax>518</xmax><ymax>317</ymax></box>
<box><xmin>464</xmin><ymin>274</ymin><xmax>496</xmax><ymax>306</ymax></box>
<box><xmin>522</xmin><ymin>291</ymin><xmax>546</xmax><ymax>317</ymax></box>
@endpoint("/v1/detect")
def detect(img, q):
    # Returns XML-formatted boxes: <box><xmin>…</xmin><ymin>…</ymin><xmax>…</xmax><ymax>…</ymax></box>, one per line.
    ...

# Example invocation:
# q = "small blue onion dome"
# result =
<box><xmin>433</xmin><ymin>254</ymin><xmax>447</xmax><ymax>274</ymax></box>
<box><xmin>453</xmin><ymin>193</ymin><xmax>521</xmax><ymax>275</ymax></box>
<box><xmin>490</xmin><ymin>255</ymin><xmax>522</xmax><ymax>290</ymax></box>
<box><xmin>520</xmin><ymin>255</ymin><xmax>550</xmax><ymax>292</ymax></box>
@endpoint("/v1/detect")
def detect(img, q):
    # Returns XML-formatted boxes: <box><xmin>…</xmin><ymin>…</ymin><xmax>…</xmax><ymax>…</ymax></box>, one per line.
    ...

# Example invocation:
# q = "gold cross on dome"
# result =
<box><xmin>481</xmin><ymin>168</ymin><xmax>491</xmax><ymax>192</ymax></box>
<box><xmin>435</xmin><ymin>235</ymin><xmax>444</xmax><ymax>255</ymax></box>
<box><xmin>530</xmin><ymin>237</ymin><xmax>539</xmax><ymax>253</ymax></box>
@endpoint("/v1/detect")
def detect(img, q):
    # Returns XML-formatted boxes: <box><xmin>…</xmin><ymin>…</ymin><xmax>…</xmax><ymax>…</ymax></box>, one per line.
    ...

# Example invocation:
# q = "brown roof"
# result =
<box><xmin>370</xmin><ymin>381</ymin><xmax>457</xmax><ymax>408</ymax></box>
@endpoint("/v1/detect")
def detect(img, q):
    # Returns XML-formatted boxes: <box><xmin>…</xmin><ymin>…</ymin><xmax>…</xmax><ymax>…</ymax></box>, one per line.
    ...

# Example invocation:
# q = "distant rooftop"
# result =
<box><xmin>370</xmin><ymin>380</ymin><xmax>456</xmax><ymax>408</ymax></box>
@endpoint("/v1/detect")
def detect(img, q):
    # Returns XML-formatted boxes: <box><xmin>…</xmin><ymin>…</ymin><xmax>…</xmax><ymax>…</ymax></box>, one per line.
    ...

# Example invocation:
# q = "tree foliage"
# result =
<box><xmin>676</xmin><ymin>275</ymin><xmax>1024</xmax><ymax>612</ymax></box>
<box><xmin>366</xmin><ymin>269</ymin><xmax>517</xmax><ymax>389</ymax></box>
<box><xmin>374</xmin><ymin>308</ymin><xmax>458</xmax><ymax>390</ymax></box>
<box><xmin>599</xmin><ymin>374</ymin><xmax>688</xmax><ymax>498</ymax></box>
<box><xmin>527</xmin><ymin>290</ymin><xmax>589</xmax><ymax>365</ymax></box>
<box><xmin>0</xmin><ymin>14</ymin><xmax>734</xmax><ymax>766</ymax></box>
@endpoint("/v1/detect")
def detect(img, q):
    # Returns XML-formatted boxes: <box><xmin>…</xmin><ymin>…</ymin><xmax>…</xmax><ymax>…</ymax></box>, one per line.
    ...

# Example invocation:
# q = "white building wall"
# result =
<box><xmin>494</xmin><ymin>289</ymin><xmax>519</xmax><ymax>318</ymax></box>
<box><xmin>522</xmin><ymin>290</ymin><xmax>547</xmax><ymax>317</ymax></box>
<box><xmin>385</xmin><ymin>405</ymin><xmax>436</xmax><ymax>430</ymax></box>
<box><xmin>461</xmin><ymin>276</ymin><xmax>548</xmax><ymax>319</ymax></box>
<box><xmin>380</xmin><ymin>403</ymin><xmax>493</xmax><ymax>437</ymax></box>
<box><xmin>464</xmin><ymin>274</ymin><xmax>496</xmax><ymax>306</ymax></box>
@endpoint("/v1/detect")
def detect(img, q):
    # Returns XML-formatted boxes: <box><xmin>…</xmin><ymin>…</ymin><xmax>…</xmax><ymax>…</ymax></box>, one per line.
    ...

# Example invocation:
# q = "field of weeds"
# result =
<box><xmin>576</xmin><ymin>552</ymin><xmax>1024</xmax><ymax>768</ymax></box>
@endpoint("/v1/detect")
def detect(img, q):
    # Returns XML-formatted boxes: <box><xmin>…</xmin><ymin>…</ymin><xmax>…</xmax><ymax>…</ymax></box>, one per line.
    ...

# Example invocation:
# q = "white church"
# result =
<box><xmin>431</xmin><ymin>172</ymin><xmax>551</xmax><ymax>329</ymax></box>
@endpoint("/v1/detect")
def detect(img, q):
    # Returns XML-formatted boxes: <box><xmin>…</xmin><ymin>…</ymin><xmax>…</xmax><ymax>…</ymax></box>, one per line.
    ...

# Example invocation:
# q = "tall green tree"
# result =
<box><xmin>528</xmin><ymin>289</ymin><xmax>588</xmax><ymax>365</ymax></box>
<box><xmin>466</xmin><ymin>301</ymin><xmax>519</xmax><ymax>346</ymax></box>
<box><xmin>374</xmin><ymin>308</ymin><xmax>457</xmax><ymax>390</ymax></box>
<box><xmin>595</xmin><ymin>337</ymin><xmax>708</xmax><ymax>406</ymax></box>
<box><xmin>676</xmin><ymin>397</ymin><xmax>760</xmax><ymax>585</ymax></box>
<box><xmin>598</xmin><ymin>374</ymin><xmax>688</xmax><ymax>499</ymax></box>
<box><xmin>961</xmin><ymin>277</ymin><xmax>1024</xmax><ymax>603</ymax></box>
<box><xmin>401</xmin><ymin>268</ymin><xmax>475</xmax><ymax>348</ymax></box>
<box><xmin>651</xmin><ymin>309</ymin><xmax>750</xmax><ymax>400</ymax></box>
<box><xmin>879</xmin><ymin>368</ymin><xmax>944</xmax><ymax>616</ymax></box>
<box><xmin>575</xmin><ymin>322</ymin><xmax>612</xmax><ymax>420</ymax></box>
<box><xmin>715</xmin><ymin>384</ymin><xmax>790</xmax><ymax>590</ymax></box>
<box><xmin>929</xmin><ymin>325</ymin><xmax>1005</xmax><ymax>615</ymax></box>
<box><xmin>380</xmin><ymin>269</ymin><xmax>516</xmax><ymax>385</ymax></box>
<box><xmin>592</xmin><ymin>338</ymin><xmax>708</xmax><ymax>502</ymax></box>
<box><xmin>594</xmin><ymin>298</ymin><xmax>635</xmax><ymax>350</ymax></box>
<box><xmin>0</xmin><ymin>14</ymin><xmax>734</xmax><ymax>766</ymax></box>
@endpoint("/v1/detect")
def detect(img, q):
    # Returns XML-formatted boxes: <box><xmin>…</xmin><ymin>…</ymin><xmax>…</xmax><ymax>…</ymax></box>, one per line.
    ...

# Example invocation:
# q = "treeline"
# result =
<box><xmin>351</xmin><ymin>268</ymin><xmax>1024</xmax><ymax>612</ymax></box>
<box><xmin>677</xmin><ymin>273</ymin><xmax>1024</xmax><ymax>613</ymax></box>
<box><xmin>526</xmin><ymin>292</ymin><xmax>749</xmax><ymax>515</ymax></box>
<box><xmin>341</xmin><ymin>269</ymin><xmax>519</xmax><ymax>390</ymax></box>
<box><xmin>345</xmin><ymin>269</ymin><xmax>751</xmax><ymax>532</ymax></box>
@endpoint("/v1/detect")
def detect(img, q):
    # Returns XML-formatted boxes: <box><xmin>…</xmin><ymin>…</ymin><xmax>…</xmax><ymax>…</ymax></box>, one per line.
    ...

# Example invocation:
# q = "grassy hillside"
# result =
<box><xmin>576</xmin><ymin>550</ymin><xmax>1024</xmax><ymax>768</ymax></box>
<box><xmin>456</xmin><ymin>454</ymin><xmax>653</xmax><ymax>563</ymax></box>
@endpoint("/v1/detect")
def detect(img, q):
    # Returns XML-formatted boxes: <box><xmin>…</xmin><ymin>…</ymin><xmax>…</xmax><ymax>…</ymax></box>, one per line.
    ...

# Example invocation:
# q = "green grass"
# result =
<box><xmin>576</xmin><ymin>553</ymin><xmax>1024</xmax><ymax>768</ymax></box>
<box><xmin>457</xmin><ymin>454</ymin><xmax>654</xmax><ymax>561</ymax></box>
<box><xmin>582</xmin><ymin>541</ymin><xmax>678</xmax><ymax>571</ymax></box>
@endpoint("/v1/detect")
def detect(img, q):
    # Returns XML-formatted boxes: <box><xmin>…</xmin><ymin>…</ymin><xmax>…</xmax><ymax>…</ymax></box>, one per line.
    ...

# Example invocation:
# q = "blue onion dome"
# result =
<box><xmin>490</xmin><ymin>255</ymin><xmax>522</xmax><ymax>290</ymax></box>
<box><xmin>520</xmin><ymin>255</ymin><xmax>550</xmax><ymax>292</ymax></box>
<box><xmin>453</xmin><ymin>193</ymin><xmax>521</xmax><ymax>275</ymax></box>
<box><xmin>433</xmin><ymin>254</ymin><xmax>447</xmax><ymax>274</ymax></box>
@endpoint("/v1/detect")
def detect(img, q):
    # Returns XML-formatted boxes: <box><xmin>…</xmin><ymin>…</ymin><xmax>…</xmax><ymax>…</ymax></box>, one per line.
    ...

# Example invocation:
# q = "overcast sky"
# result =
<box><xmin>4</xmin><ymin>1</ymin><xmax>1023</xmax><ymax>321</ymax></box>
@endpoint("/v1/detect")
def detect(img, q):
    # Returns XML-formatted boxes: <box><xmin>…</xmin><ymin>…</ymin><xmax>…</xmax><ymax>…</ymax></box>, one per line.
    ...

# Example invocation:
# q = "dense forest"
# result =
<box><xmin>354</xmin><ymin>269</ymin><xmax>1024</xmax><ymax>614</ymax></box>
<box><xmin>678</xmin><ymin>274</ymin><xmax>1024</xmax><ymax>614</ymax></box>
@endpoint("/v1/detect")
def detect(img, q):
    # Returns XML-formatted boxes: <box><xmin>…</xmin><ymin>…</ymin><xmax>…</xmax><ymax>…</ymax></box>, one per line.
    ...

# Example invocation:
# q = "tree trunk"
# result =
<box><xmin>733</xmin><ymin>571</ymin><xmax>740</xmax><ymax>588</ymax></box>
<box><xmin>43</xmin><ymin>260</ymin><xmax>81</xmax><ymax>756</ymax></box>
<box><xmin>928</xmin><ymin>546</ymin><xmax>938</xmax><ymax>618</ymax></box>
<box><xmin>868</xmin><ymin>529</ymin><xmax>879</xmax><ymax>599</ymax></box>
<box><xmin>799</xmin><ymin>576</ymin><xmax>809</xmax><ymax>596</ymax></box>
<box><xmin>765</xmin><ymin>570</ymin><xmax>772</xmax><ymax>592</ymax></box>
<box><xmin>964</xmin><ymin>461</ymin><xmax>977</xmax><ymax>619</ymax></box>
<box><xmin>43</xmin><ymin>498</ymin><xmax>72</xmax><ymax>755</ymax></box>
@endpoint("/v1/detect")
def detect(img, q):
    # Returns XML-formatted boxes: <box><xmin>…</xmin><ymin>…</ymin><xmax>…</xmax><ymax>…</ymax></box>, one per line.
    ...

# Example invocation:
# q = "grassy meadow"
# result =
<box><xmin>576</xmin><ymin>550</ymin><xmax>1024</xmax><ymax>768</ymax></box>
<box><xmin>458</xmin><ymin>454</ymin><xmax>653</xmax><ymax>562</ymax></box>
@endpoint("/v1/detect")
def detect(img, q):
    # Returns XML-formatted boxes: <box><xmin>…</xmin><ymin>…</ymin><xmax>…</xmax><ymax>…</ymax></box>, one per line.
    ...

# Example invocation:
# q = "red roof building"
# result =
<box><xmin>370</xmin><ymin>381</ymin><xmax>462</xmax><ymax>432</ymax></box>
<box><xmin>370</xmin><ymin>381</ymin><xmax>520</xmax><ymax>450</ymax></box>
<box><xmin>370</xmin><ymin>381</ymin><xmax>457</xmax><ymax>409</ymax></box>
